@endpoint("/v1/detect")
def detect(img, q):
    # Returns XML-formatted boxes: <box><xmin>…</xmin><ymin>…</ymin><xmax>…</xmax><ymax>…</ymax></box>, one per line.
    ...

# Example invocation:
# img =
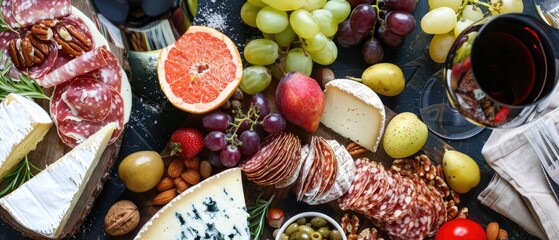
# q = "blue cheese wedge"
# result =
<box><xmin>320</xmin><ymin>79</ymin><xmax>386</xmax><ymax>152</ymax></box>
<box><xmin>0</xmin><ymin>93</ymin><xmax>52</xmax><ymax>180</ymax></box>
<box><xmin>135</xmin><ymin>168</ymin><xmax>250</xmax><ymax>240</ymax></box>
<box><xmin>0</xmin><ymin>123</ymin><xmax>115</xmax><ymax>239</ymax></box>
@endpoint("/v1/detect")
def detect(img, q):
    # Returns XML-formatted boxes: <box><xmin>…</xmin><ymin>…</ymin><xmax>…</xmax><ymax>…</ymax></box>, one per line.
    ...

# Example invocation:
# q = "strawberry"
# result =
<box><xmin>169</xmin><ymin>128</ymin><xmax>205</xmax><ymax>158</ymax></box>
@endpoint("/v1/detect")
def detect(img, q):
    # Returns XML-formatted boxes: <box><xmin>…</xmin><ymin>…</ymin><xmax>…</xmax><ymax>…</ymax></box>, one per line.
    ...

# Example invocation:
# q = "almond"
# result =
<box><xmin>184</xmin><ymin>157</ymin><xmax>200</xmax><ymax>171</ymax></box>
<box><xmin>175</xmin><ymin>178</ymin><xmax>190</xmax><ymax>193</ymax></box>
<box><xmin>497</xmin><ymin>229</ymin><xmax>508</xmax><ymax>239</ymax></box>
<box><xmin>155</xmin><ymin>177</ymin><xmax>174</xmax><ymax>192</ymax></box>
<box><xmin>167</xmin><ymin>158</ymin><xmax>184</xmax><ymax>178</ymax></box>
<box><xmin>199</xmin><ymin>160</ymin><xmax>212</xmax><ymax>179</ymax></box>
<box><xmin>152</xmin><ymin>189</ymin><xmax>177</xmax><ymax>205</ymax></box>
<box><xmin>486</xmin><ymin>222</ymin><xmax>499</xmax><ymax>240</ymax></box>
<box><xmin>181</xmin><ymin>169</ymin><xmax>201</xmax><ymax>185</ymax></box>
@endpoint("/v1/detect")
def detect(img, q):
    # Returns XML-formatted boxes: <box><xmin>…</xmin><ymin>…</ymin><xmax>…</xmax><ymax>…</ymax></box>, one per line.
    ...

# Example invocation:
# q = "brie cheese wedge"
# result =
<box><xmin>0</xmin><ymin>93</ymin><xmax>52</xmax><ymax>180</ymax></box>
<box><xmin>135</xmin><ymin>168</ymin><xmax>250</xmax><ymax>240</ymax></box>
<box><xmin>0</xmin><ymin>123</ymin><xmax>115</xmax><ymax>239</ymax></box>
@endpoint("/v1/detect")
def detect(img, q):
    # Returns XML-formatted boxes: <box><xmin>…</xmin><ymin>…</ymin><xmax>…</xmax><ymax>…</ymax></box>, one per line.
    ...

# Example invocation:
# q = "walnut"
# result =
<box><xmin>391</xmin><ymin>158</ymin><xmax>418</xmax><ymax>176</ymax></box>
<box><xmin>104</xmin><ymin>200</ymin><xmax>140</xmax><ymax>236</ymax></box>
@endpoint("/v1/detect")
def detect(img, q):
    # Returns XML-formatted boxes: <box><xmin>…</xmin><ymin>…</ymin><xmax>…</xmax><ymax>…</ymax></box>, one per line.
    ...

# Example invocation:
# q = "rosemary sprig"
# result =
<box><xmin>247</xmin><ymin>193</ymin><xmax>275</xmax><ymax>240</ymax></box>
<box><xmin>0</xmin><ymin>155</ymin><xmax>41</xmax><ymax>197</ymax></box>
<box><xmin>0</xmin><ymin>52</ymin><xmax>49</xmax><ymax>101</ymax></box>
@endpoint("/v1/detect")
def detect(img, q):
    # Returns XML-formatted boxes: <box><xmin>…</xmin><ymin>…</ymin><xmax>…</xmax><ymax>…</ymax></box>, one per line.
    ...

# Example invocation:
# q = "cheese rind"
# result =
<box><xmin>320</xmin><ymin>79</ymin><xmax>386</xmax><ymax>152</ymax></box>
<box><xmin>0</xmin><ymin>93</ymin><xmax>52</xmax><ymax>180</ymax></box>
<box><xmin>135</xmin><ymin>168</ymin><xmax>250</xmax><ymax>240</ymax></box>
<box><xmin>0</xmin><ymin>123</ymin><xmax>115</xmax><ymax>239</ymax></box>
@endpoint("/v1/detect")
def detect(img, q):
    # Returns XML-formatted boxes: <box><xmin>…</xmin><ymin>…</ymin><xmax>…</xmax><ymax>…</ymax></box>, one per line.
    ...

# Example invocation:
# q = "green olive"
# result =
<box><xmin>310</xmin><ymin>217</ymin><xmax>328</xmax><ymax>228</ymax></box>
<box><xmin>316</xmin><ymin>227</ymin><xmax>330</xmax><ymax>238</ymax></box>
<box><xmin>298</xmin><ymin>225</ymin><xmax>315</xmax><ymax>235</ymax></box>
<box><xmin>118</xmin><ymin>151</ymin><xmax>164</xmax><ymax>192</ymax></box>
<box><xmin>310</xmin><ymin>232</ymin><xmax>323</xmax><ymax>240</ymax></box>
<box><xmin>291</xmin><ymin>232</ymin><xmax>311</xmax><ymax>240</ymax></box>
<box><xmin>285</xmin><ymin>223</ymin><xmax>299</xmax><ymax>236</ymax></box>
<box><xmin>280</xmin><ymin>234</ymin><xmax>289</xmax><ymax>240</ymax></box>
<box><xmin>306</xmin><ymin>222</ymin><xmax>313</xmax><ymax>227</ymax></box>
<box><xmin>296</xmin><ymin>217</ymin><xmax>307</xmax><ymax>226</ymax></box>
<box><xmin>329</xmin><ymin>230</ymin><xmax>343</xmax><ymax>240</ymax></box>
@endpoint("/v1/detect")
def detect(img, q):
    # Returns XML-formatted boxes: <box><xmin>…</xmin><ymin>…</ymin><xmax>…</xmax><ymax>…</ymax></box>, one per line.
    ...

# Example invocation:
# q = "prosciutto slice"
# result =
<box><xmin>39</xmin><ymin>46</ymin><xmax>120</xmax><ymax>88</ymax></box>
<box><xmin>10</xmin><ymin>0</ymin><xmax>71</xmax><ymax>28</ymax></box>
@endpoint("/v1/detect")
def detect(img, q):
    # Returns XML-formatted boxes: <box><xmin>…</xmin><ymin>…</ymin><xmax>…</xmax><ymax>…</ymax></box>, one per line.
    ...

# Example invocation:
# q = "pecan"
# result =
<box><xmin>31</xmin><ymin>20</ymin><xmax>55</xmax><ymax>41</ymax></box>
<box><xmin>391</xmin><ymin>158</ymin><xmax>418</xmax><ymax>176</ymax></box>
<box><xmin>447</xmin><ymin>205</ymin><xmax>458</xmax><ymax>220</ymax></box>
<box><xmin>457</xmin><ymin>207</ymin><xmax>469</xmax><ymax>218</ymax></box>
<box><xmin>27</xmin><ymin>33</ymin><xmax>49</xmax><ymax>57</ymax></box>
<box><xmin>8</xmin><ymin>39</ymin><xmax>24</xmax><ymax>68</ymax></box>
<box><xmin>346</xmin><ymin>142</ymin><xmax>369</xmax><ymax>156</ymax></box>
<box><xmin>54</xmin><ymin>25</ymin><xmax>92</xmax><ymax>57</ymax></box>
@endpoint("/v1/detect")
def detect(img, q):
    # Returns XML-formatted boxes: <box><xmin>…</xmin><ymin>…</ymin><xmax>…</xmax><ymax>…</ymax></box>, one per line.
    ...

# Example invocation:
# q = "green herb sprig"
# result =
<box><xmin>0</xmin><ymin>155</ymin><xmax>41</xmax><ymax>197</ymax></box>
<box><xmin>247</xmin><ymin>193</ymin><xmax>275</xmax><ymax>240</ymax></box>
<box><xmin>0</xmin><ymin>52</ymin><xmax>49</xmax><ymax>100</ymax></box>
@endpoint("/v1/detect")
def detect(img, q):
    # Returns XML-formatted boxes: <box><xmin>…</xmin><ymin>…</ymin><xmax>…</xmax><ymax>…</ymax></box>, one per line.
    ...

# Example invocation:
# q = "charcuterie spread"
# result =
<box><xmin>0</xmin><ymin>0</ymin><xmax>529</xmax><ymax>239</ymax></box>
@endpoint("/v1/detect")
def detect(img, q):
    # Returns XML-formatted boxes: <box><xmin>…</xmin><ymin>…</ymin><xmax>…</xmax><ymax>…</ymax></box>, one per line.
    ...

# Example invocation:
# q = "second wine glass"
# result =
<box><xmin>421</xmin><ymin>13</ymin><xmax>559</xmax><ymax>139</ymax></box>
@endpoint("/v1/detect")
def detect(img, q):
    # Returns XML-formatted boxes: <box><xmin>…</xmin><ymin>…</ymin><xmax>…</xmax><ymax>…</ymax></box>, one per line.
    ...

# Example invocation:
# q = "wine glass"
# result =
<box><xmin>420</xmin><ymin>13</ymin><xmax>559</xmax><ymax>140</ymax></box>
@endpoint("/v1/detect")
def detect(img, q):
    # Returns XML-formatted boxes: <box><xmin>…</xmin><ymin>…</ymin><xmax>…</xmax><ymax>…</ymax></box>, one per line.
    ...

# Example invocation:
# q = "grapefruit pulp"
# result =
<box><xmin>157</xmin><ymin>26</ymin><xmax>243</xmax><ymax>114</ymax></box>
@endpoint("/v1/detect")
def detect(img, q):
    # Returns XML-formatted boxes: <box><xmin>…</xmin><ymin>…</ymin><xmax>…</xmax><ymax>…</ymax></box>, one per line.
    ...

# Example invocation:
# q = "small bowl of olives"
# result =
<box><xmin>275</xmin><ymin>212</ymin><xmax>347</xmax><ymax>240</ymax></box>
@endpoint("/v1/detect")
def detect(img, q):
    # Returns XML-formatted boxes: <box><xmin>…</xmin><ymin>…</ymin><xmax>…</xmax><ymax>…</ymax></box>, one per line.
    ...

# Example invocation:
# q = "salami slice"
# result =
<box><xmin>56</xmin><ymin>88</ymin><xmax>124</xmax><ymax>147</ymax></box>
<box><xmin>39</xmin><ymin>46</ymin><xmax>112</xmax><ymax>88</ymax></box>
<box><xmin>62</xmin><ymin>78</ymin><xmax>112</xmax><ymax>122</ymax></box>
<box><xmin>275</xmin><ymin>145</ymin><xmax>308</xmax><ymax>188</ymax></box>
<box><xmin>11</xmin><ymin>0</ymin><xmax>71</xmax><ymax>28</ymax></box>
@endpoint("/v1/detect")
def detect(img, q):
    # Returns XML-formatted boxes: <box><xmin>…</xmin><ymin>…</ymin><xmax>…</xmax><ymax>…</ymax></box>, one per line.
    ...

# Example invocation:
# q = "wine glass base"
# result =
<box><xmin>419</xmin><ymin>72</ymin><xmax>484</xmax><ymax>140</ymax></box>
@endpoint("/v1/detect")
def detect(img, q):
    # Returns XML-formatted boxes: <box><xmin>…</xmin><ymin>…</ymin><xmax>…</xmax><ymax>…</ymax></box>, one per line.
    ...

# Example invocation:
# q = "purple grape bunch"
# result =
<box><xmin>202</xmin><ymin>92</ymin><xmax>287</xmax><ymax>168</ymax></box>
<box><xmin>336</xmin><ymin>0</ymin><xmax>418</xmax><ymax>65</ymax></box>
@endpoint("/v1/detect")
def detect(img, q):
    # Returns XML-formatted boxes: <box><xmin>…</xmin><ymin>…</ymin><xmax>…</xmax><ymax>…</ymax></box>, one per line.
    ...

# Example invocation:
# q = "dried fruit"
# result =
<box><xmin>152</xmin><ymin>189</ymin><xmax>178</xmax><ymax>205</ymax></box>
<box><xmin>104</xmin><ymin>200</ymin><xmax>140</xmax><ymax>236</ymax></box>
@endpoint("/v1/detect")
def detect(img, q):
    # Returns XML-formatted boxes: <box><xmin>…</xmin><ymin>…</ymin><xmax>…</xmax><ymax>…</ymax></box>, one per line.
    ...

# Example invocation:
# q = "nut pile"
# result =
<box><xmin>391</xmin><ymin>154</ymin><xmax>468</xmax><ymax>221</ymax></box>
<box><xmin>152</xmin><ymin>157</ymin><xmax>213</xmax><ymax>206</ymax></box>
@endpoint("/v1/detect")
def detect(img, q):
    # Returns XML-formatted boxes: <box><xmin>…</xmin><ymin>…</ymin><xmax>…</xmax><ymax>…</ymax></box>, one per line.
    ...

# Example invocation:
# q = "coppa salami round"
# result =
<box><xmin>1</xmin><ymin>0</ymin><xmax>16</xmax><ymax>28</ymax></box>
<box><xmin>10</xmin><ymin>0</ymin><xmax>71</xmax><ymax>28</ymax></box>
<box><xmin>55</xmin><ymin>88</ymin><xmax>124</xmax><ymax>147</ymax></box>
<box><xmin>62</xmin><ymin>78</ymin><xmax>112</xmax><ymax>122</ymax></box>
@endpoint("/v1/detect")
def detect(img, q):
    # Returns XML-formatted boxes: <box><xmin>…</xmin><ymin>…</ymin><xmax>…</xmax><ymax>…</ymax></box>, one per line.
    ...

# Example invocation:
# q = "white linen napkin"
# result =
<box><xmin>478</xmin><ymin>98</ymin><xmax>559</xmax><ymax>240</ymax></box>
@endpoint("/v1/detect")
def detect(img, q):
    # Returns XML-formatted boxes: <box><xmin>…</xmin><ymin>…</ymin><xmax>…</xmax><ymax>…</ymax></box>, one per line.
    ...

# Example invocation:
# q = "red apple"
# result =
<box><xmin>275</xmin><ymin>72</ymin><xmax>325</xmax><ymax>133</ymax></box>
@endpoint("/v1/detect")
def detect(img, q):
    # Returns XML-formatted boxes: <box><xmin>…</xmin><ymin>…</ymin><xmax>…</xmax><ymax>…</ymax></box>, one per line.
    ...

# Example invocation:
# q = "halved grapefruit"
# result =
<box><xmin>157</xmin><ymin>26</ymin><xmax>243</xmax><ymax>114</ymax></box>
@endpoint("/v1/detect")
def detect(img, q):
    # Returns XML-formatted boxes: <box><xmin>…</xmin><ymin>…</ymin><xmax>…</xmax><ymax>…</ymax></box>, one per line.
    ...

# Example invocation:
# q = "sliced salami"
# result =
<box><xmin>39</xmin><ymin>46</ymin><xmax>113</xmax><ymax>88</ymax></box>
<box><xmin>275</xmin><ymin>144</ymin><xmax>308</xmax><ymax>188</ymax></box>
<box><xmin>1</xmin><ymin>0</ymin><xmax>17</xmax><ymax>28</ymax></box>
<box><xmin>62</xmin><ymin>78</ymin><xmax>112</xmax><ymax>122</ymax></box>
<box><xmin>11</xmin><ymin>0</ymin><xmax>71</xmax><ymax>28</ymax></box>
<box><xmin>56</xmin><ymin>88</ymin><xmax>124</xmax><ymax>147</ymax></box>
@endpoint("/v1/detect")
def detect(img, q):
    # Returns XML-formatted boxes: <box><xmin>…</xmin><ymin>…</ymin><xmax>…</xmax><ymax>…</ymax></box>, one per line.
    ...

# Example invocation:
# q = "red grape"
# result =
<box><xmin>362</xmin><ymin>37</ymin><xmax>384</xmax><ymax>65</ymax></box>
<box><xmin>249</xmin><ymin>93</ymin><xmax>270</xmax><ymax>118</ymax></box>
<box><xmin>204</xmin><ymin>131</ymin><xmax>227</xmax><ymax>151</ymax></box>
<box><xmin>263</xmin><ymin>113</ymin><xmax>287</xmax><ymax>133</ymax></box>
<box><xmin>239</xmin><ymin>130</ymin><xmax>261</xmax><ymax>156</ymax></box>
<box><xmin>209</xmin><ymin>151</ymin><xmax>223</xmax><ymax>167</ymax></box>
<box><xmin>349</xmin><ymin>4</ymin><xmax>378</xmax><ymax>34</ymax></box>
<box><xmin>385</xmin><ymin>0</ymin><xmax>418</xmax><ymax>12</ymax></box>
<box><xmin>385</xmin><ymin>11</ymin><xmax>416</xmax><ymax>36</ymax></box>
<box><xmin>378</xmin><ymin>25</ymin><xmax>405</xmax><ymax>49</ymax></box>
<box><xmin>220</xmin><ymin>145</ymin><xmax>241</xmax><ymax>167</ymax></box>
<box><xmin>347</xmin><ymin>0</ymin><xmax>372</xmax><ymax>8</ymax></box>
<box><xmin>336</xmin><ymin>20</ymin><xmax>368</xmax><ymax>48</ymax></box>
<box><xmin>202</xmin><ymin>111</ymin><xmax>231</xmax><ymax>132</ymax></box>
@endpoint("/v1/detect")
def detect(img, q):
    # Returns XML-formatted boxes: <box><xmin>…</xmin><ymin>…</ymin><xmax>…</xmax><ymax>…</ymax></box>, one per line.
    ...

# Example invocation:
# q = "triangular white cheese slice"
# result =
<box><xmin>0</xmin><ymin>123</ymin><xmax>115</xmax><ymax>239</ymax></box>
<box><xmin>135</xmin><ymin>168</ymin><xmax>250</xmax><ymax>240</ymax></box>
<box><xmin>0</xmin><ymin>93</ymin><xmax>52</xmax><ymax>180</ymax></box>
